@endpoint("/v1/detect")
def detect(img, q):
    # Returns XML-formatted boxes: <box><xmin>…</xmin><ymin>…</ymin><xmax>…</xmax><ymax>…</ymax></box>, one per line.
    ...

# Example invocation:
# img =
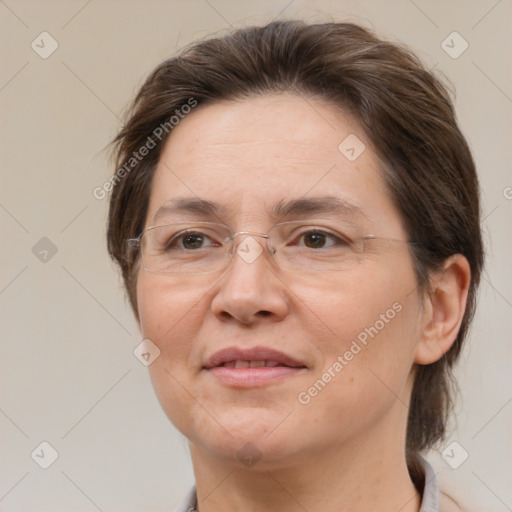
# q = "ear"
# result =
<box><xmin>415</xmin><ymin>254</ymin><xmax>471</xmax><ymax>365</ymax></box>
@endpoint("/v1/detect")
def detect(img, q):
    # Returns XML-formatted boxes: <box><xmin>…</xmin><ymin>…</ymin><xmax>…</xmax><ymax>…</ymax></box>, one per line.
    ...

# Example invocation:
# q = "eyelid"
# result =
<box><xmin>148</xmin><ymin>220</ymin><xmax>361</xmax><ymax>243</ymax></box>
<box><xmin>172</xmin><ymin>229</ymin><xmax>218</xmax><ymax>243</ymax></box>
<box><xmin>280</xmin><ymin>222</ymin><xmax>356</xmax><ymax>242</ymax></box>
<box><xmin>164</xmin><ymin>226</ymin><xmax>231</xmax><ymax>250</ymax></box>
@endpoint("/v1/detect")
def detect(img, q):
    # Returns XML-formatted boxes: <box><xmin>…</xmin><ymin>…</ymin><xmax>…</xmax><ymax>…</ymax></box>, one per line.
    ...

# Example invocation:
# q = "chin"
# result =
<box><xmin>187</xmin><ymin>405</ymin><xmax>305</xmax><ymax>465</ymax></box>
<box><xmin>192</xmin><ymin>432</ymin><xmax>305</xmax><ymax>471</ymax></box>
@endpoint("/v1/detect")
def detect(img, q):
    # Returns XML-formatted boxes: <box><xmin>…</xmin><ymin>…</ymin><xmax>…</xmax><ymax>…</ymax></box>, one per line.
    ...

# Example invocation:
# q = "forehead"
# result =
<box><xmin>146</xmin><ymin>94</ymin><xmax>404</xmax><ymax>234</ymax></box>
<box><xmin>160</xmin><ymin>94</ymin><xmax>358</xmax><ymax>172</ymax></box>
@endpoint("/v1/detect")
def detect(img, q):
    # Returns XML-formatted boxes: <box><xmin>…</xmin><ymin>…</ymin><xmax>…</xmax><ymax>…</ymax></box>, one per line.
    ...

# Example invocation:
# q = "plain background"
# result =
<box><xmin>1</xmin><ymin>1</ymin><xmax>511</xmax><ymax>510</ymax></box>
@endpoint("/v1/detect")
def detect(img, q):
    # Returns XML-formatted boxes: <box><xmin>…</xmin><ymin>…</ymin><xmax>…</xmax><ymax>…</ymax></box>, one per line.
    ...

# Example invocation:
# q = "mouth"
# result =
<box><xmin>203</xmin><ymin>347</ymin><xmax>307</xmax><ymax>387</ymax></box>
<box><xmin>217</xmin><ymin>360</ymin><xmax>292</xmax><ymax>368</ymax></box>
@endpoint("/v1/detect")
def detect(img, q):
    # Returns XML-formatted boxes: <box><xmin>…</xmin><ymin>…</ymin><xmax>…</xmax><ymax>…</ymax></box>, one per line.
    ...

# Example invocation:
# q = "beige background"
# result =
<box><xmin>1</xmin><ymin>1</ymin><xmax>511</xmax><ymax>510</ymax></box>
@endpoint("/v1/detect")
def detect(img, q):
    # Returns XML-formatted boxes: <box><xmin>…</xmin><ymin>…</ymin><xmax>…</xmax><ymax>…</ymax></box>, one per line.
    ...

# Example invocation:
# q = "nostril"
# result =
<box><xmin>219</xmin><ymin>311</ymin><xmax>233</xmax><ymax>321</ymax></box>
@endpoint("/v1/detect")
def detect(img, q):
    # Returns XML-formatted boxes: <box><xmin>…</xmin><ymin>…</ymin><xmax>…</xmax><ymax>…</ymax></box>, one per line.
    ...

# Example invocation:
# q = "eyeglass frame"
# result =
<box><xmin>126</xmin><ymin>220</ymin><xmax>419</xmax><ymax>276</ymax></box>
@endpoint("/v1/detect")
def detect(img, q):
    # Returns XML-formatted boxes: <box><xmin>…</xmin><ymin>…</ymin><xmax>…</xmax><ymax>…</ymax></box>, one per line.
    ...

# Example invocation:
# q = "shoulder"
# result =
<box><xmin>173</xmin><ymin>485</ymin><xmax>197</xmax><ymax>512</ymax></box>
<box><xmin>439</xmin><ymin>482</ymin><xmax>488</xmax><ymax>512</ymax></box>
<box><xmin>418</xmin><ymin>456</ymin><xmax>466</xmax><ymax>512</ymax></box>
<box><xmin>439</xmin><ymin>490</ymin><xmax>463</xmax><ymax>512</ymax></box>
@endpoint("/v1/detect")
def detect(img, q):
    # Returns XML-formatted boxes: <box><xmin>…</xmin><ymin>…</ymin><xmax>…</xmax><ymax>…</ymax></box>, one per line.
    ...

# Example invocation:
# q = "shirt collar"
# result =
<box><xmin>419</xmin><ymin>456</ymin><xmax>440</xmax><ymax>512</ymax></box>
<box><xmin>175</xmin><ymin>456</ymin><xmax>440</xmax><ymax>512</ymax></box>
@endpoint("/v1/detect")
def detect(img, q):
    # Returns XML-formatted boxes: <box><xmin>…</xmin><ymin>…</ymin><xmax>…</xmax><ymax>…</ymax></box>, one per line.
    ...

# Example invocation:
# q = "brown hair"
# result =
<box><xmin>107</xmin><ymin>20</ymin><xmax>483</xmax><ymax>458</ymax></box>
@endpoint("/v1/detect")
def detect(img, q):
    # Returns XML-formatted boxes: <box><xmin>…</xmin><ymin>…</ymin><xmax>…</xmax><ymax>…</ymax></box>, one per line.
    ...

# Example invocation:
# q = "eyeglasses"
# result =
<box><xmin>127</xmin><ymin>221</ymin><xmax>415</xmax><ymax>276</ymax></box>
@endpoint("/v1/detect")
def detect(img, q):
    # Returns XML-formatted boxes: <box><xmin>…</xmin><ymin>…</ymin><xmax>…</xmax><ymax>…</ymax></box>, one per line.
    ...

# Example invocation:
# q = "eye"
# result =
<box><xmin>293</xmin><ymin>229</ymin><xmax>350</xmax><ymax>249</ymax></box>
<box><xmin>168</xmin><ymin>230</ymin><xmax>220</xmax><ymax>251</ymax></box>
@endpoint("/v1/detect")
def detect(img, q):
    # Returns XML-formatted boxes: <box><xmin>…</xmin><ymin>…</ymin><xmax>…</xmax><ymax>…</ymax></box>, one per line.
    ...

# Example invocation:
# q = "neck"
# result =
<box><xmin>189</xmin><ymin>422</ymin><xmax>421</xmax><ymax>512</ymax></box>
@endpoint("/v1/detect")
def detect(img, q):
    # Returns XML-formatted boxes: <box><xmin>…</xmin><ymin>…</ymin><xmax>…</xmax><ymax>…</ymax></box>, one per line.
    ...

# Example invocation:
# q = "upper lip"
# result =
<box><xmin>203</xmin><ymin>346</ymin><xmax>306</xmax><ymax>369</ymax></box>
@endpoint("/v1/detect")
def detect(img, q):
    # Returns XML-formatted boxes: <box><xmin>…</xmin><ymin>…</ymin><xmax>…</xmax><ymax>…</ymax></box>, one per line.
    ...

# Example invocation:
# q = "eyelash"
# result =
<box><xmin>291</xmin><ymin>229</ymin><xmax>350</xmax><ymax>247</ymax></box>
<box><xmin>169</xmin><ymin>228</ymin><xmax>350</xmax><ymax>250</ymax></box>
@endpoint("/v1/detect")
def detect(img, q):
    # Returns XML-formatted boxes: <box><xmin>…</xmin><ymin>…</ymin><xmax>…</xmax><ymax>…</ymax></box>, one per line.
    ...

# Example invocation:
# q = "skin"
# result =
<box><xmin>135</xmin><ymin>94</ymin><xmax>471</xmax><ymax>512</ymax></box>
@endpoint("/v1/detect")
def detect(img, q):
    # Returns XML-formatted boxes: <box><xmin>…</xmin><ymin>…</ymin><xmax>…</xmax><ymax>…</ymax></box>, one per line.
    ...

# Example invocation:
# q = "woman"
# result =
<box><xmin>107</xmin><ymin>20</ymin><xmax>483</xmax><ymax>511</ymax></box>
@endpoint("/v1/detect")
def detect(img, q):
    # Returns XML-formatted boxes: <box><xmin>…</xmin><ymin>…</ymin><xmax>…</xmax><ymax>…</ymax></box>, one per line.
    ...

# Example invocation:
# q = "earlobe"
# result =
<box><xmin>414</xmin><ymin>254</ymin><xmax>471</xmax><ymax>365</ymax></box>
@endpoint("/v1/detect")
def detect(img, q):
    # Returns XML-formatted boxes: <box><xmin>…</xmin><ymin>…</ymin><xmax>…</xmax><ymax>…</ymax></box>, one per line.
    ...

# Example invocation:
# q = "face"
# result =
<box><xmin>136</xmin><ymin>94</ymin><xmax>425</xmax><ymax>469</ymax></box>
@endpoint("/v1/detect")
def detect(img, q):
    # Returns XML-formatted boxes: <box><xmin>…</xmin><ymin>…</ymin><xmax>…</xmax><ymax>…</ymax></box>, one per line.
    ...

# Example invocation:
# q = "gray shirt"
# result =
<box><xmin>174</xmin><ymin>457</ymin><xmax>440</xmax><ymax>512</ymax></box>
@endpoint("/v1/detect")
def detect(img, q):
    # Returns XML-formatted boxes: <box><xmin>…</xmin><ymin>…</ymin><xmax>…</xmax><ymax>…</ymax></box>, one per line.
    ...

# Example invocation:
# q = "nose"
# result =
<box><xmin>210</xmin><ymin>234</ymin><xmax>290</xmax><ymax>325</ymax></box>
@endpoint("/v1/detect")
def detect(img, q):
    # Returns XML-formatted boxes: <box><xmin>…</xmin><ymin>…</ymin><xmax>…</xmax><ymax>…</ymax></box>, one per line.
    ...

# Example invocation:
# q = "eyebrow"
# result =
<box><xmin>270</xmin><ymin>196</ymin><xmax>365</xmax><ymax>220</ymax></box>
<box><xmin>151</xmin><ymin>196</ymin><xmax>365</xmax><ymax>224</ymax></box>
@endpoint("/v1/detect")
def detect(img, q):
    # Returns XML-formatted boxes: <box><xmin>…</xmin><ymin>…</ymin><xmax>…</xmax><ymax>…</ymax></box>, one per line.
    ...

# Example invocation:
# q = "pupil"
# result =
<box><xmin>305</xmin><ymin>232</ymin><xmax>325</xmax><ymax>248</ymax></box>
<box><xmin>183</xmin><ymin>234</ymin><xmax>203</xmax><ymax>249</ymax></box>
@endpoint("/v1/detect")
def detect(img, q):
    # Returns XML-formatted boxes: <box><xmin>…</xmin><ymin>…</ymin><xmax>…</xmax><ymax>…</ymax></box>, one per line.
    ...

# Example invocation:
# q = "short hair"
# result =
<box><xmin>107</xmin><ymin>20</ymin><xmax>484</xmax><ymax>460</ymax></box>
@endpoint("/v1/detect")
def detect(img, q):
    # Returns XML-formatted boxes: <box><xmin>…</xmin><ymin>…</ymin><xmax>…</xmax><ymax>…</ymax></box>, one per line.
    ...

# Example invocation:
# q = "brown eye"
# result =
<box><xmin>165</xmin><ymin>231</ymin><xmax>219</xmax><ymax>251</ymax></box>
<box><xmin>295</xmin><ymin>230</ymin><xmax>348</xmax><ymax>249</ymax></box>
<box><xmin>181</xmin><ymin>234</ymin><xmax>206</xmax><ymax>249</ymax></box>
<box><xmin>303</xmin><ymin>232</ymin><xmax>327</xmax><ymax>248</ymax></box>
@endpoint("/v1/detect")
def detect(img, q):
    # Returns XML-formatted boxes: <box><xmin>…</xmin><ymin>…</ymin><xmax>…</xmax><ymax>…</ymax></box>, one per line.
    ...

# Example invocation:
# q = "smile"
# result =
<box><xmin>203</xmin><ymin>347</ymin><xmax>307</xmax><ymax>387</ymax></box>
<box><xmin>220</xmin><ymin>360</ymin><xmax>284</xmax><ymax>368</ymax></box>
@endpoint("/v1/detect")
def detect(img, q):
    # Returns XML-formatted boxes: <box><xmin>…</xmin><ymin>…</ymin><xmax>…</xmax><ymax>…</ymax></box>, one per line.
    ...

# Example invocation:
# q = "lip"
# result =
<box><xmin>203</xmin><ymin>346</ymin><xmax>307</xmax><ymax>388</ymax></box>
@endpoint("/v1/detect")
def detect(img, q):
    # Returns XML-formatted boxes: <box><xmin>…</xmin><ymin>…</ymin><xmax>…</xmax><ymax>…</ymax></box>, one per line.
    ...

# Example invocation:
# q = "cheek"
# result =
<box><xmin>137</xmin><ymin>272</ymin><xmax>207</xmax><ymax>341</ymax></box>
<box><xmin>136</xmin><ymin>273</ymin><xmax>215</xmax><ymax>429</ymax></box>
<box><xmin>136</xmin><ymin>279</ymin><xmax>190</xmax><ymax>435</ymax></box>
<box><xmin>302</xmin><ymin>263</ymin><xmax>422</xmax><ymax>385</ymax></box>
<box><xmin>294</xmin><ymin>284</ymin><xmax>421</xmax><ymax>437</ymax></box>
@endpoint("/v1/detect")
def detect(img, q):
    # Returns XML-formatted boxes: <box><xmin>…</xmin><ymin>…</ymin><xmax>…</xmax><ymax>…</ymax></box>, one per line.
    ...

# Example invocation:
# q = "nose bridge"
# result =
<box><xmin>231</xmin><ymin>230</ymin><xmax>270</xmax><ymax>241</ymax></box>
<box><xmin>226</xmin><ymin>231</ymin><xmax>271</xmax><ymax>266</ymax></box>
<box><xmin>212</xmin><ymin>231</ymin><xmax>289</xmax><ymax>323</ymax></box>
<box><xmin>229</xmin><ymin>231</ymin><xmax>270</xmax><ymax>268</ymax></box>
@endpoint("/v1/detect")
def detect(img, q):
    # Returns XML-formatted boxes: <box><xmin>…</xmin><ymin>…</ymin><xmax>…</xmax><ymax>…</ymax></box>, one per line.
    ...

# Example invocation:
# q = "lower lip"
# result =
<box><xmin>206</xmin><ymin>366</ymin><xmax>306</xmax><ymax>387</ymax></box>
